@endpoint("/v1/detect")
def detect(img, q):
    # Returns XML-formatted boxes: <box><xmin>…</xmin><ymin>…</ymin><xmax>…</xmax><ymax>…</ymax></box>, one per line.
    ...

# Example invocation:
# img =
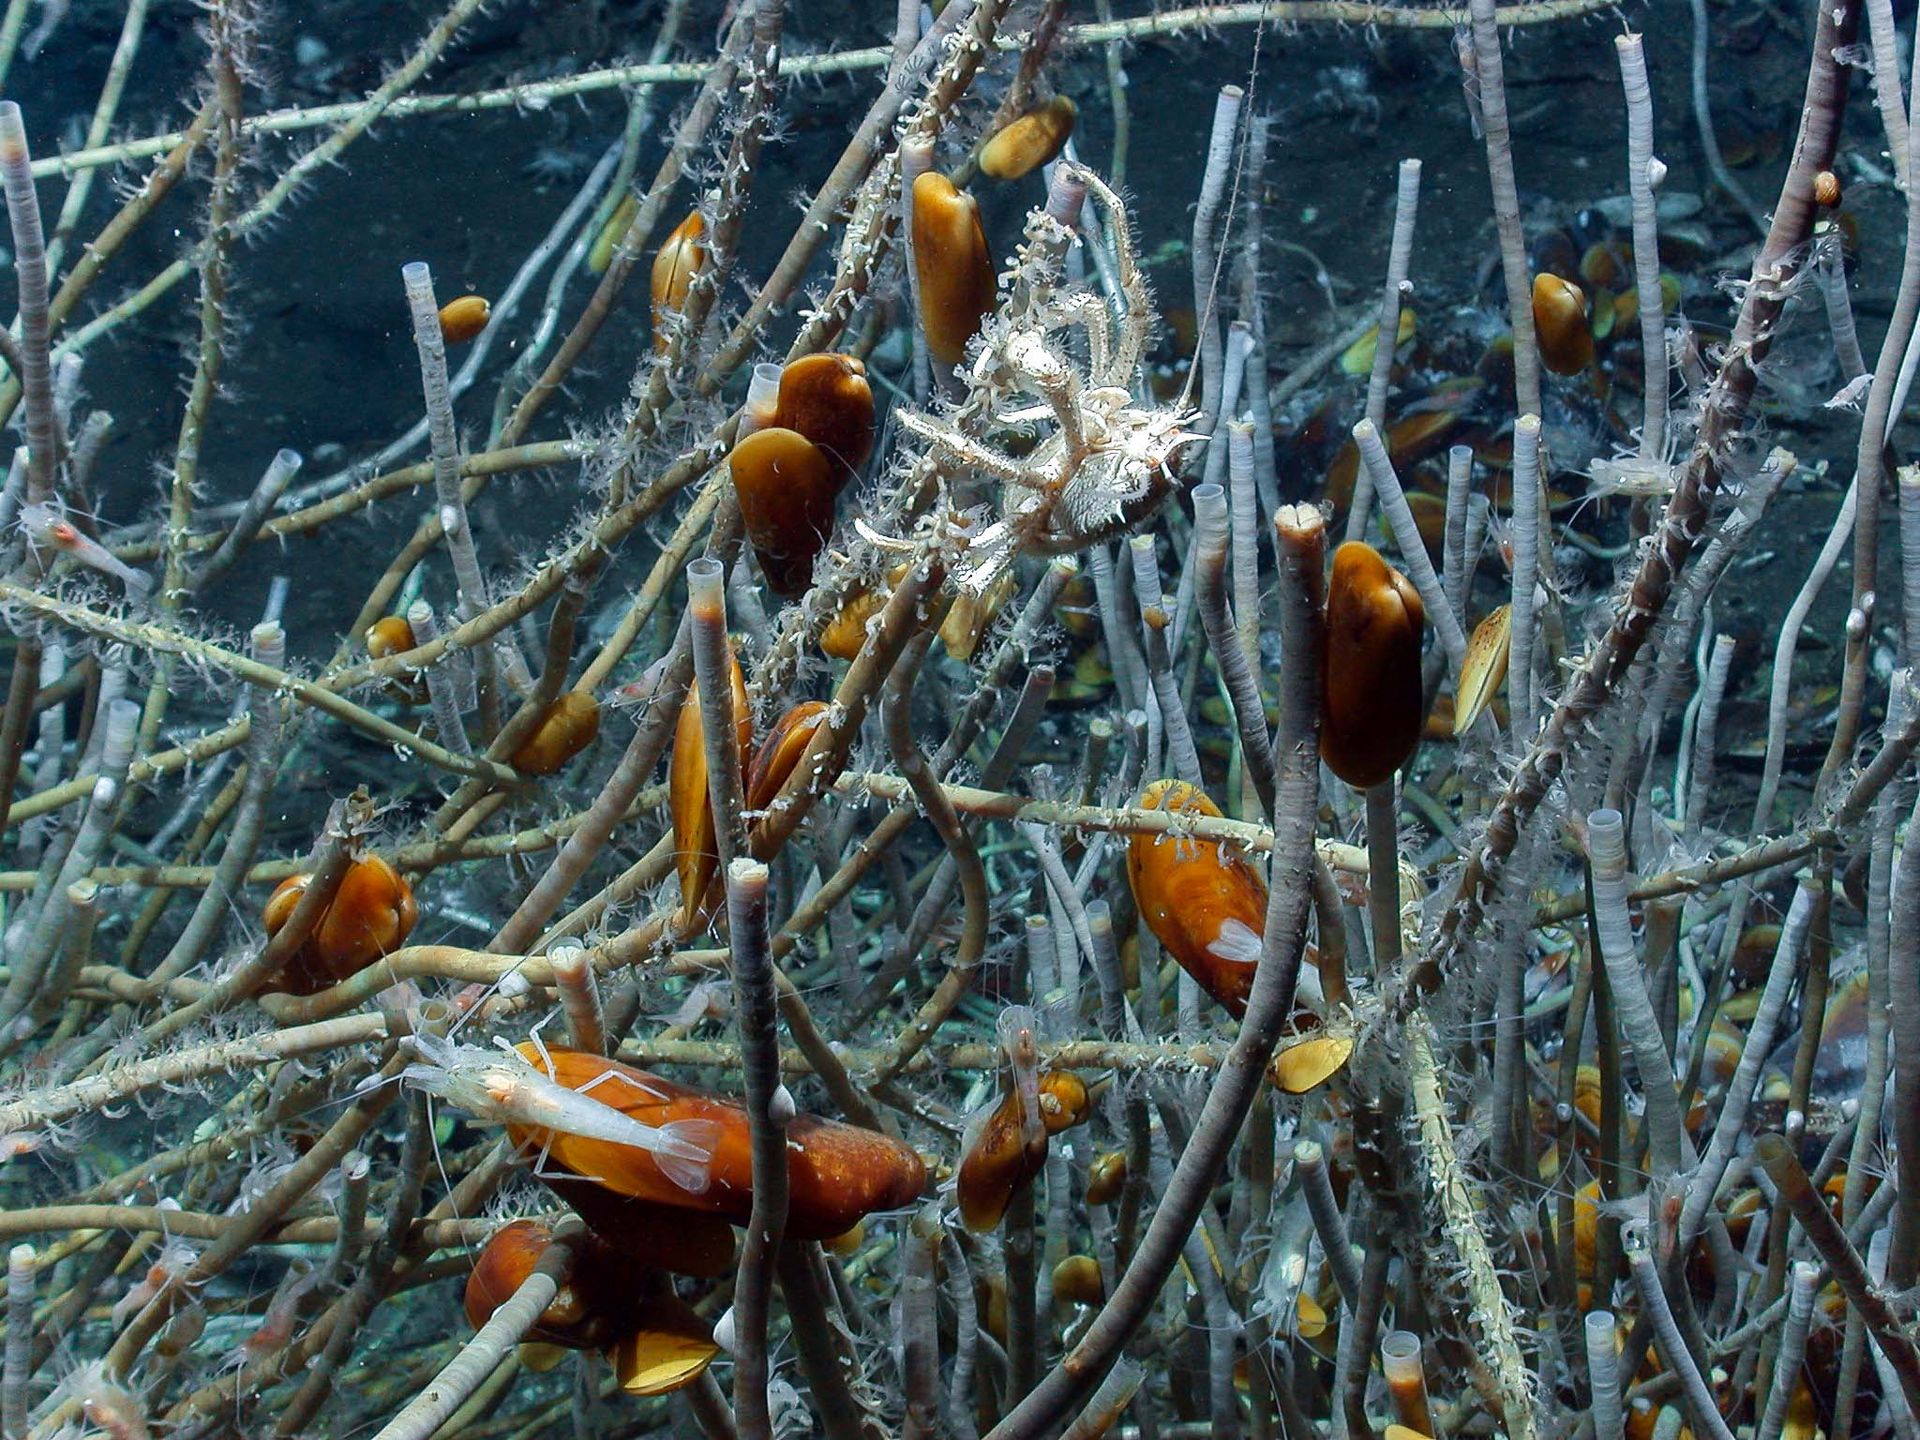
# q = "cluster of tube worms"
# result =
<box><xmin>0</xmin><ymin>0</ymin><xmax>1917</xmax><ymax>1439</ymax></box>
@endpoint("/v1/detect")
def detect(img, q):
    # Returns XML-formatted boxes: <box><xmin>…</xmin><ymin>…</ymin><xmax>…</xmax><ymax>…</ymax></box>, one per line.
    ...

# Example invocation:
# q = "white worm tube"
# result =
<box><xmin>1586</xmin><ymin>809</ymin><xmax>1687</xmax><ymax>1175</ymax></box>
<box><xmin>406</xmin><ymin>599</ymin><xmax>474</xmax><ymax>757</ymax></box>
<box><xmin>1901</xmin><ymin>466</ymin><xmax>1920</xmax><ymax>665</ymax></box>
<box><xmin>1201</xmin><ymin>320</ymin><xmax>1255</xmax><ymax>498</ymax></box>
<box><xmin>1351</xmin><ymin>419</ymin><xmax>1466</xmax><ymax>673</ymax></box>
<box><xmin>193</xmin><ymin>447</ymin><xmax>302</xmax><ymax>590</ymax></box>
<box><xmin>1349</xmin><ymin>157</ymin><xmax>1422</xmax><ymax>543</ymax></box>
<box><xmin>1508</xmin><ymin>414</ymin><xmax>1543</xmax><ymax>735</ymax></box>
<box><xmin>1191</xmin><ymin>85</ymin><xmax>1244</xmax><ymax>434</ymax></box>
<box><xmin>1586</xmin><ymin>1310</ymin><xmax>1625</xmax><ymax>1440</ymax></box>
<box><xmin>1128</xmin><ymin>535</ymin><xmax>1202</xmax><ymax>789</ymax></box>
<box><xmin>403</xmin><ymin>261</ymin><xmax>530</xmax><ymax>694</ymax></box>
<box><xmin>1226</xmin><ymin>419</ymin><xmax>1260</xmax><ymax>669</ymax></box>
<box><xmin>1754</xmin><ymin>480</ymin><xmax>1857</xmax><ymax>826</ymax></box>
<box><xmin>1679</xmin><ymin>880</ymin><xmax>1817</xmax><ymax>1249</ymax></box>
<box><xmin>1755</xmin><ymin>1264</ymin><xmax>1819</xmax><ymax>1440</ymax></box>
<box><xmin>549</xmin><ymin>940</ymin><xmax>606</xmax><ymax>1055</ymax></box>
<box><xmin>3</xmin><ymin>1244</ymin><xmax>33</xmax><ymax>1440</ymax></box>
<box><xmin>1441</xmin><ymin>444</ymin><xmax>1474</xmax><ymax>622</ymax></box>
<box><xmin>1614</xmin><ymin>35</ymin><xmax>1669</xmax><ymax>460</ymax></box>
<box><xmin>740</xmin><ymin>361</ymin><xmax>782</xmax><ymax>435</ymax></box>
<box><xmin>1684</xmin><ymin>633</ymin><xmax>1737</xmax><ymax>831</ymax></box>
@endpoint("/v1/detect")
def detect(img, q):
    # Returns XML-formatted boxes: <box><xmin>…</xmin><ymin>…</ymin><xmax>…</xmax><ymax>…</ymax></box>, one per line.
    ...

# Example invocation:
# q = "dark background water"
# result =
<box><xmin>5</xmin><ymin>0</ymin><xmax>1900</xmax><ymax>706</ymax></box>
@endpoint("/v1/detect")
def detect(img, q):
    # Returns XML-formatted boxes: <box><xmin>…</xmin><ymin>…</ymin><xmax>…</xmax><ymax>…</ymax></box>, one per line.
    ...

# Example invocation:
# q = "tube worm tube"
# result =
<box><xmin>1614</xmin><ymin>34</ymin><xmax>1669</xmax><ymax>458</ymax></box>
<box><xmin>1350</xmin><ymin>157</ymin><xmax>1421</xmax><ymax>541</ymax></box>
<box><xmin>1585</xmin><ymin>1310</ymin><xmax>1623</xmax><ymax>1440</ymax></box>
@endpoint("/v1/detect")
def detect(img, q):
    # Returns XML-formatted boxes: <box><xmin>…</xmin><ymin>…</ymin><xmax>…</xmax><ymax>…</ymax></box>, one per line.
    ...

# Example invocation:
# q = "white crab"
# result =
<box><xmin>892</xmin><ymin>170</ymin><xmax>1205</xmax><ymax>594</ymax></box>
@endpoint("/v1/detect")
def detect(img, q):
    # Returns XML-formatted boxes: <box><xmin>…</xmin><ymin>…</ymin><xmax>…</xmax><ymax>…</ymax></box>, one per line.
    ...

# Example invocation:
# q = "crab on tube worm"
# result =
<box><xmin>911</xmin><ymin>172</ymin><xmax>996</xmax><ymax>370</ymax></box>
<box><xmin>1321</xmin><ymin>542</ymin><xmax>1426</xmax><ymax>788</ymax></box>
<box><xmin>669</xmin><ymin>652</ymin><xmax>750</xmax><ymax>927</ymax></box>
<box><xmin>1126</xmin><ymin>779</ymin><xmax>1270</xmax><ymax>1017</ymax></box>
<box><xmin>504</xmin><ymin>1045</ymin><xmax>926</xmax><ymax>1240</ymax></box>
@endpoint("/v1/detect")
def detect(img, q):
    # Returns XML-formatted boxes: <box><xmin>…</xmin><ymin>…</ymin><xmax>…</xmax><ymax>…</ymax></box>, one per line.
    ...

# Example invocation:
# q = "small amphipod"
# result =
<box><xmin>1126</xmin><ymin>779</ymin><xmax>1269</xmax><ymax>1018</ymax></box>
<box><xmin>746</xmin><ymin>701</ymin><xmax>828</xmax><ymax>814</ymax></box>
<box><xmin>670</xmin><ymin>650</ymin><xmax>750</xmax><ymax>927</ymax></box>
<box><xmin>911</xmin><ymin>172</ymin><xmax>996</xmax><ymax>370</ymax></box>
<box><xmin>980</xmin><ymin>96</ymin><xmax>1078</xmax><ymax>181</ymax></box>
<box><xmin>437</xmin><ymin>294</ymin><xmax>491</xmax><ymax>345</ymax></box>
<box><xmin>729</xmin><ymin>426</ymin><xmax>839</xmax><ymax>597</ymax></box>
<box><xmin>1321</xmin><ymin>542</ymin><xmax>1425</xmax><ymax>788</ymax></box>
<box><xmin>506</xmin><ymin>1045</ymin><xmax>927</xmax><ymax>1238</ymax></box>
<box><xmin>651</xmin><ymin>211</ymin><xmax>707</xmax><ymax>352</ymax></box>
<box><xmin>771</xmin><ymin>353</ymin><xmax>875</xmax><ymax>485</ymax></box>
<box><xmin>262</xmin><ymin>854</ymin><xmax>419</xmax><ymax>996</ymax></box>
<box><xmin>1532</xmin><ymin>272</ymin><xmax>1595</xmax><ymax>375</ymax></box>
<box><xmin>509</xmin><ymin>690</ymin><xmax>602</xmax><ymax>776</ymax></box>
<box><xmin>17</xmin><ymin>502</ymin><xmax>151</xmax><ymax>599</ymax></box>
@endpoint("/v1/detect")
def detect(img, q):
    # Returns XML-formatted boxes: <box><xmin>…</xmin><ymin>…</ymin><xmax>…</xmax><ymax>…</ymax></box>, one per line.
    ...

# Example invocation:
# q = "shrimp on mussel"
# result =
<box><xmin>397</xmin><ymin>1033</ymin><xmax>720</xmax><ymax>1195</ymax></box>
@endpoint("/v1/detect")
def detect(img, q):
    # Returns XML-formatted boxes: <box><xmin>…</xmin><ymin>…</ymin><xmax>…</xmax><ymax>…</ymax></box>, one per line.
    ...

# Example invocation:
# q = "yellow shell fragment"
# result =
<box><xmin>1295</xmin><ymin>1291</ymin><xmax>1329</xmax><ymax>1339</ymax></box>
<box><xmin>1339</xmin><ymin>308</ymin><xmax>1416</xmax><ymax>376</ymax></box>
<box><xmin>518</xmin><ymin>1342</ymin><xmax>568</xmax><ymax>1373</ymax></box>
<box><xmin>1453</xmin><ymin>604</ymin><xmax>1512</xmax><ymax>737</ymax></box>
<box><xmin>1385</xmin><ymin>1428</ymin><xmax>1436</xmax><ymax>1440</ymax></box>
<box><xmin>1268</xmin><ymin>1034</ymin><xmax>1355</xmax><ymax>1094</ymax></box>
<box><xmin>610</xmin><ymin>1326</ymin><xmax>721</xmax><ymax>1397</ymax></box>
<box><xmin>940</xmin><ymin>568</ymin><xmax>1015</xmax><ymax>661</ymax></box>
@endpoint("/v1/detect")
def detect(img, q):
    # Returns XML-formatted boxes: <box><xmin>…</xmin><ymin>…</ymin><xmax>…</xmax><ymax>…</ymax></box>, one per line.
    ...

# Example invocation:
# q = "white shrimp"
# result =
<box><xmin>396</xmin><ymin>1033</ymin><xmax>719</xmax><ymax>1195</ymax></box>
<box><xmin>18</xmin><ymin>502</ymin><xmax>151</xmax><ymax>599</ymax></box>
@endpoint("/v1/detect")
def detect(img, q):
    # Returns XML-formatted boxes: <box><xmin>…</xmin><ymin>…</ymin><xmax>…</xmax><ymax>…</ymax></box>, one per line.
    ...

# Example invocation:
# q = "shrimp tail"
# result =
<box><xmin>651</xmin><ymin>1118</ymin><xmax>723</xmax><ymax>1195</ymax></box>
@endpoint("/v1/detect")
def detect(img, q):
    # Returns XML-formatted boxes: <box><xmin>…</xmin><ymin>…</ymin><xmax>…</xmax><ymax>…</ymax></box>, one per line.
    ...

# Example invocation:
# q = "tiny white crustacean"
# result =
<box><xmin>18</xmin><ymin>501</ymin><xmax>152</xmax><ymax>598</ymax></box>
<box><xmin>396</xmin><ymin>1032</ymin><xmax>720</xmax><ymax>1194</ymax></box>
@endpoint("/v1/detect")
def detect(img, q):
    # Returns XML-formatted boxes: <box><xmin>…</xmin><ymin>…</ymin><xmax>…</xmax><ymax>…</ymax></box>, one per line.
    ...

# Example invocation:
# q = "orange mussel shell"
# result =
<box><xmin>956</xmin><ymin>1072</ymin><xmax>1088</xmax><ymax>1234</ymax></box>
<box><xmin>980</xmin><ymin>96</ymin><xmax>1077</xmax><ymax>181</ymax></box>
<box><xmin>466</xmin><ymin>1219</ymin><xmax>719</xmax><ymax>1395</ymax></box>
<box><xmin>772</xmin><ymin>354</ymin><xmax>874</xmax><ymax>484</ymax></box>
<box><xmin>669</xmin><ymin>652</ymin><xmax>750</xmax><ymax>928</ymax></box>
<box><xmin>510</xmin><ymin>690</ymin><xmax>601</xmax><ymax>776</ymax></box>
<box><xmin>1321</xmin><ymin>542</ymin><xmax>1425</xmax><ymax>789</ymax></box>
<box><xmin>651</xmin><ymin>211</ymin><xmax>706</xmax><ymax>352</ymax></box>
<box><xmin>466</xmin><ymin>1219</ymin><xmax>658</xmax><ymax>1348</ymax></box>
<box><xmin>1126</xmin><ymin>779</ymin><xmax>1269</xmax><ymax>1018</ymax></box>
<box><xmin>505</xmin><ymin>1045</ymin><xmax>927</xmax><ymax>1240</ymax></box>
<box><xmin>1532</xmin><ymin>272</ymin><xmax>1594</xmax><ymax>376</ymax></box>
<box><xmin>912</xmin><ymin>172</ymin><xmax>996</xmax><ymax>370</ymax></box>
<box><xmin>731</xmin><ymin>426</ymin><xmax>839</xmax><ymax>598</ymax></box>
<box><xmin>263</xmin><ymin>854</ymin><xmax>418</xmax><ymax>996</ymax></box>
<box><xmin>746</xmin><ymin>701</ymin><xmax>828</xmax><ymax>814</ymax></box>
<box><xmin>437</xmin><ymin>294</ymin><xmax>491</xmax><ymax>345</ymax></box>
